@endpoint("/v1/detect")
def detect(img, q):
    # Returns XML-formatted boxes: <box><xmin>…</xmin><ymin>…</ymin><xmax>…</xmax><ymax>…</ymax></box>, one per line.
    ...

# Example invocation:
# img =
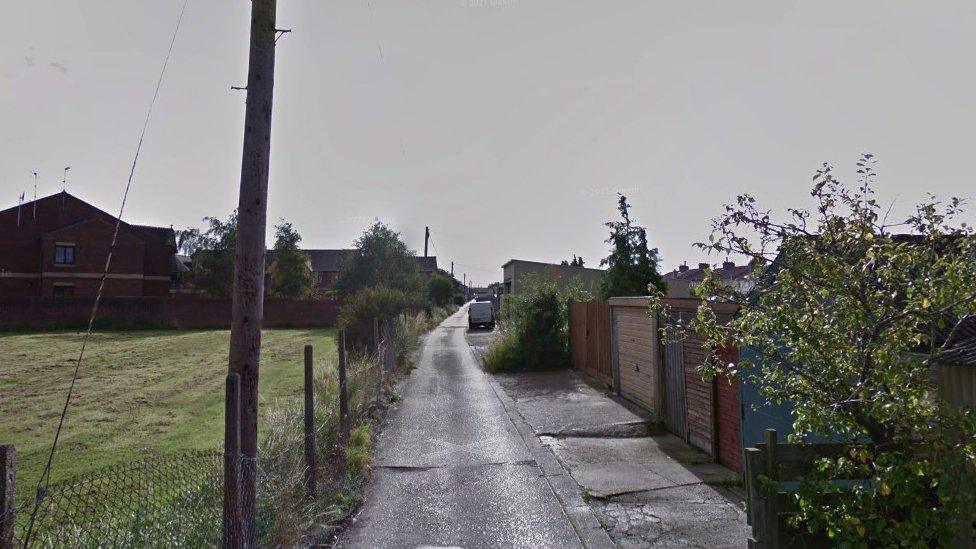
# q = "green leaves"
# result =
<box><xmin>675</xmin><ymin>156</ymin><xmax>976</xmax><ymax>545</ymax></box>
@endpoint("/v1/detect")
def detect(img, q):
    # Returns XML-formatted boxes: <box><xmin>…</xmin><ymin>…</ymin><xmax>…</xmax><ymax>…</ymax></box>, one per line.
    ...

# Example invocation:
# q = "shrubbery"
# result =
<box><xmin>426</xmin><ymin>274</ymin><xmax>455</xmax><ymax>307</ymax></box>
<box><xmin>337</xmin><ymin>286</ymin><xmax>421</xmax><ymax>349</ymax></box>
<box><xmin>484</xmin><ymin>279</ymin><xmax>590</xmax><ymax>372</ymax></box>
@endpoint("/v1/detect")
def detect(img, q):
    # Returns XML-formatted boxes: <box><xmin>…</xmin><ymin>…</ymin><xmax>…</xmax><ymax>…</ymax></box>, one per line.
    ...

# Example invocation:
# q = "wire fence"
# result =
<box><xmin>2</xmin><ymin>314</ymin><xmax>430</xmax><ymax>548</ymax></box>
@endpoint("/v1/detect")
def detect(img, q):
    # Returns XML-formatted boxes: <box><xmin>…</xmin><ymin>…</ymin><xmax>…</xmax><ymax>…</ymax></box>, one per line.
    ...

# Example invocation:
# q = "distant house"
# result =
<box><xmin>501</xmin><ymin>259</ymin><xmax>605</xmax><ymax>295</ymax></box>
<box><xmin>663</xmin><ymin>260</ymin><xmax>755</xmax><ymax>298</ymax></box>
<box><xmin>0</xmin><ymin>191</ymin><xmax>176</xmax><ymax>298</ymax></box>
<box><xmin>266</xmin><ymin>249</ymin><xmax>439</xmax><ymax>294</ymax></box>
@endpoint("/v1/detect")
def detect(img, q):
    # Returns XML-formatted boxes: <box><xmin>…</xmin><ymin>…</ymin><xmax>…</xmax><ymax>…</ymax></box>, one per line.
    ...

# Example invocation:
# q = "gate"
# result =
<box><xmin>568</xmin><ymin>300</ymin><xmax>613</xmax><ymax>387</ymax></box>
<box><xmin>663</xmin><ymin>324</ymin><xmax>687</xmax><ymax>439</ymax></box>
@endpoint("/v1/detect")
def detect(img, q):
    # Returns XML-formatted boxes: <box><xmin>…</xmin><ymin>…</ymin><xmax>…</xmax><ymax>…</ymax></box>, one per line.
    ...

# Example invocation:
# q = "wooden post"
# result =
<box><xmin>763</xmin><ymin>429</ymin><xmax>779</xmax><ymax>547</ymax></box>
<box><xmin>338</xmin><ymin>330</ymin><xmax>350</xmax><ymax>446</ymax></box>
<box><xmin>373</xmin><ymin>318</ymin><xmax>383</xmax><ymax>407</ymax></box>
<box><xmin>1</xmin><ymin>445</ymin><xmax>13</xmax><ymax>549</ymax></box>
<box><xmin>303</xmin><ymin>345</ymin><xmax>317</xmax><ymax>499</ymax></box>
<box><xmin>744</xmin><ymin>448</ymin><xmax>762</xmax><ymax>541</ymax></box>
<box><xmin>222</xmin><ymin>374</ymin><xmax>241</xmax><ymax>549</ymax></box>
<box><xmin>226</xmin><ymin>0</ymin><xmax>277</xmax><ymax>544</ymax></box>
<box><xmin>373</xmin><ymin>318</ymin><xmax>381</xmax><ymax>355</ymax></box>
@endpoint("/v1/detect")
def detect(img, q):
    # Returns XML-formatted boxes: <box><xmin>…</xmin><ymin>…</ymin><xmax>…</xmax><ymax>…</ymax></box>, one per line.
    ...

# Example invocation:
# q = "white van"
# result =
<box><xmin>468</xmin><ymin>301</ymin><xmax>495</xmax><ymax>329</ymax></box>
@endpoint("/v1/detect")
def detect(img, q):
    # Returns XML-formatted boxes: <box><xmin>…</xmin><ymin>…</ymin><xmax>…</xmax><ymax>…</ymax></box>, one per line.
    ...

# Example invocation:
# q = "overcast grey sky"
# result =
<box><xmin>3</xmin><ymin>1</ymin><xmax>975</xmax><ymax>286</ymax></box>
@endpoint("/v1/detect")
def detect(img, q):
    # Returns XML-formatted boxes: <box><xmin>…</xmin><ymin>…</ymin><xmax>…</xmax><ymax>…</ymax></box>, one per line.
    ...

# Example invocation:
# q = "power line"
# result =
<box><xmin>22</xmin><ymin>1</ymin><xmax>189</xmax><ymax>544</ymax></box>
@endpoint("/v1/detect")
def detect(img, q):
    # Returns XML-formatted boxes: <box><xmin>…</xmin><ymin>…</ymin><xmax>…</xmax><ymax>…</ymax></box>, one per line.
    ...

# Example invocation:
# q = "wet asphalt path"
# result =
<box><xmin>337</xmin><ymin>307</ymin><xmax>585</xmax><ymax>549</ymax></box>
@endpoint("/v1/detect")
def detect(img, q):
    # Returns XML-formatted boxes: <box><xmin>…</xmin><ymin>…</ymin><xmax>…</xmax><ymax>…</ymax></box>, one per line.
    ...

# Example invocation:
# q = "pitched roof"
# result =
<box><xmin>935</xmin><ymin>315</ymin><xmax>976</xmax><ymax>367</ymax></box>
<box><xmin>132</xmin><ymin>224</ymin><xmax>176</xmax><ymax>246</ymax></box>
<box><xmin>302</xmin><ymin>249</ymin><xmax>353</xmax><ymax>272</ymax></box>
<box><xmin>664</xmin><ymin>263</ymin><xmax>753</xmax><ymax>283</ymax></box>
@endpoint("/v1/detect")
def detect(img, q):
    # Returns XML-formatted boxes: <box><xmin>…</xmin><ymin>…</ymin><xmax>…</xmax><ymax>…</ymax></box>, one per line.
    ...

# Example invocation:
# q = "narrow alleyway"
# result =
<box><xmin>338</xmin><ymin>307</ymin><xmax>611</xmax><ymax>549</ymax></box>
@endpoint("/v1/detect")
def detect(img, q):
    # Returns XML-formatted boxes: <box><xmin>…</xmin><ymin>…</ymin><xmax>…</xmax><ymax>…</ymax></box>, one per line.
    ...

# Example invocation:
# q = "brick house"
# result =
<box><xmin>663</xmin><ymin>260</ymin><xmax>755</xmax><ymax>298</ymax></box>
<box><xmin>264</xmin><ymin>249</ymin><xmax>439</xmax><ymax>294</ymax></box>
<box><xmin>0</xmin><ymin>191</ymin><xmax>176</xmax><ymax>298</ymax></box>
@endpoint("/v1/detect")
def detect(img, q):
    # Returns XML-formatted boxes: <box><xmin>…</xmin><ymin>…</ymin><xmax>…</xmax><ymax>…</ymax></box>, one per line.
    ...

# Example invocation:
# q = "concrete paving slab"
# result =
<box><xmin>493</xmin><ymin>370</ymin><xmax>652</xmax><ymax>437</ymax></box>
<box><xmin>542</xmin><ymin>435</ymin><xmax>738</xmax><ymax>497</ymax></box>
<box><xmin>485</xmin><ymin>366</ymin><xmax>750</xmax><ymax>547</ymax></box>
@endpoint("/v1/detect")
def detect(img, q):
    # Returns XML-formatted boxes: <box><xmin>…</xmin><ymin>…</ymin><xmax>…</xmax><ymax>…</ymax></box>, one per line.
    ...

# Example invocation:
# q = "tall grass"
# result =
<box><xmin>250</xmin><ymin>307</ymin><xmax>455</xmax><ymax>545</ymax></box>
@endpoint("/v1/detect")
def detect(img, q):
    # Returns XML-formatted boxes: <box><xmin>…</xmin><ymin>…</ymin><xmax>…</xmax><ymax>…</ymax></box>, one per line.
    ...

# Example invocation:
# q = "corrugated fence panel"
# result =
<box><xmin>682</xmin><ymin>331</ymin><xmax>714</xmax><ymax>455</ymax></box>
<box><xmin>663</xmin><ymin>326</ymin><xmax>687</xmax><ymax>440</ymax></box>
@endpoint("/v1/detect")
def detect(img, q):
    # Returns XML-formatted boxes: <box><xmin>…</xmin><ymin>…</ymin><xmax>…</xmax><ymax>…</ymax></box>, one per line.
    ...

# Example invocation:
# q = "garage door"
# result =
<box><xmin>613</xmin><ymin>306</ymin><xmax>658</xmax><ymax>411</ymax></box>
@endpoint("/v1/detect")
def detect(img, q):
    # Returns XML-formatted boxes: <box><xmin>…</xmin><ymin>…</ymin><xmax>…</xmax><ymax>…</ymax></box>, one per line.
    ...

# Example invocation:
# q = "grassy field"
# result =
<box><xmin>0</xmin><ymin>328</ymin><xmax>336</xmax><ymax>491</ymax></box>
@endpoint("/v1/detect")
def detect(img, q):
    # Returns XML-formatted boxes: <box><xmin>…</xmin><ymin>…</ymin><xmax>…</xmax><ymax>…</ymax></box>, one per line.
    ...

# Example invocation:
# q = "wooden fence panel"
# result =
<box><xmin>568</xmin><ymin>300</ymin><xmax>613</xmax><ymax>387</ymax></box>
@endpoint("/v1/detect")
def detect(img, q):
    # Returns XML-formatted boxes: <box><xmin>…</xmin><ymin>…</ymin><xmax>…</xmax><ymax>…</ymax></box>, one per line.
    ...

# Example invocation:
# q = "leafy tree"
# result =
<box><xmin>426</xmin><ymin>274</ymin><xmax>455</xmax><ymax>307</ymax></box>
<box><xmin>561</xmin><ymin>255</ymin><xmax>585</xmax><ymax>267</ymax></box>
<box><xmin>333</xmin><ymin>222</ymin><xmax>422</xmax><ymax>297</ymax></box>
<box><xmin>656</xmin><ymin>155</ymin><xmax>976</xmax><ymax>545</ymax></box>
<box><xmin>268</xmin><ymin>221</ymin><xmax>314</xmax><ymax>299</ymax></box>
<box><xmin>599</xmin><ymin>194</ymin><xmax>666</xmax><ymax>298</ymax></box>
<box><xmin>335</xmin><ymin>221</ymin><xmax>424</xmax><ymax>348</ymax></box>
<box><xmin>191</xmin><ymin>211</ymin><xmax>238</xmax><ymax>297</ymax></box>
<box><xmin>175</xmin><ymin>227</ymin><xmax>205</xmax><ymax>256</ymax></box>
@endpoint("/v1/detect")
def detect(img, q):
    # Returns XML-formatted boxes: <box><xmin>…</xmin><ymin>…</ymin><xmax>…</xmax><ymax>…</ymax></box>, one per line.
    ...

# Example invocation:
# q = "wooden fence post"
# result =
<box><xmin>303</xmin><ymin>345</ymin><xmax>317</xmax><ymax>499</ymax></box>
<box><xmin>383</xmin><ymin>318</ymin><xmax>394</xmax><ymax>373</ymax></box>
<box><xmin>373</xmin><ymin>318</ymin><xmax>383</xmax><ymax>406</ymax></box>
<box><xmin>222</xmin><ymin>373</ymin><xmax>241</xmax><ymax>549</ymax></box>
<box><xmin>763</xmin><ymin>429</ymin><xmax>779</xmax><ymax>547</ymax></box>
<box><xmin>744</xmin><ymin>447</ymin><xmax>765</xmax><ymax>548</ymax></box>
<box><xmin>338</xmin><ymin>330</ymin><xmax>350</xmax><ymax>447</ymax></box>
<box><xmin>1</xmin><ymin>445</ymin><xmax>14</xmax><ymax>549</ymax></box>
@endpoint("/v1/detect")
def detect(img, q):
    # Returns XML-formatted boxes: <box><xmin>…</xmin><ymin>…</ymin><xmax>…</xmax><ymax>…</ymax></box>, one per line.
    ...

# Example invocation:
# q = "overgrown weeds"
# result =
<box><xmin>484</xmin><ymin>279</ymin><xmax>590</xmax><ymax>372</ymax></box>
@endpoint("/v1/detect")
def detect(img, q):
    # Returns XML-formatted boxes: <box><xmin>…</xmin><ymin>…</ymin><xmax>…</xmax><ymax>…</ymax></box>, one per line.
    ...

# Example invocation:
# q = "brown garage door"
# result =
<box><xmin>613</xmin><ymin>305</ymin><xmax>658</xmax><ymax>411</ymax></box>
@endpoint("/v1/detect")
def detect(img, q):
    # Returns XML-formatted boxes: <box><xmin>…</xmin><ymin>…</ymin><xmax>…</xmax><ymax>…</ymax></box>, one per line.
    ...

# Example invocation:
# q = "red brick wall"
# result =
<box><xmin>0</xmin><ymin>297</ymin><xmax>339</xmax><ymax>329</ymax></box>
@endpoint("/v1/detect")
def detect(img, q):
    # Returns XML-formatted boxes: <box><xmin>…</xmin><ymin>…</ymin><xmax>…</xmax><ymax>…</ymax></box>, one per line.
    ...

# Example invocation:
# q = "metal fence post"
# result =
<box><xmin>338</xmin><ymin>330</ymin><xmax>350</xmax><ymax>447</ymax></box>
<box><xmin>222</xmin><ymin>374</ymin><xmax>241</xmax><ymax>549</ymax></box>
<box><xmin>303</xmin><ymin>345</ymin><xmax>317</xmax><ymax>499</ymax></box>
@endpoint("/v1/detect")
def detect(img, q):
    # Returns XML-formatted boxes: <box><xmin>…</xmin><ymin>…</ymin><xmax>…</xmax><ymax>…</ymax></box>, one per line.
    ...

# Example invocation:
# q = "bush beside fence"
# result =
<box><xmin>743</xmin><ymin>429</ymin><xmax>976</xmax><ymax>548</ymax></box>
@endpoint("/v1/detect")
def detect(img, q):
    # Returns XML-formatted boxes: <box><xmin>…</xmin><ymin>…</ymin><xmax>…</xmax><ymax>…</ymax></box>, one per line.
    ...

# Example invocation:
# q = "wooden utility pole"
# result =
<box><xmin>226</xmin><ymin>0</ymin><xmax>277</xmax><ymax>545</ymax></box>
<box><xmin>424</xmin><ymin>226</ymin><xmax>429</xmax><ymax>258</ymax></box>
<box><xmin>222</xmin><ymin>374</ymin><xmax>241</xmax><ymax>548</ymax></box>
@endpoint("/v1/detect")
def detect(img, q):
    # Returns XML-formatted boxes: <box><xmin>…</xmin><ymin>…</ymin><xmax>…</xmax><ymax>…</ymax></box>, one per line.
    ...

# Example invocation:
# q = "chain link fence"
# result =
<box><xmin>12</xmin><ymin>450</ymin><xmax>223</xmax><ymax>547</ymax></box>
<box><xmin>3</xmin><ymin>315</ymin><xmax>428</xmax><ymax>548</ymax></box>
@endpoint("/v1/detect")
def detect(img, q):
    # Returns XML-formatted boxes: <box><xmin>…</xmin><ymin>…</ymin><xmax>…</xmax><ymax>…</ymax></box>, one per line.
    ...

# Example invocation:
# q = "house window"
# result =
<box><xmin>55</xmin><ymin>244</ymin><xmax>76</xmax><ymax>266</ymax></box>
<box><xmin>53</xmin><ymin>284</ymin><xmax>74</xmax><ymax>298</ymax></box>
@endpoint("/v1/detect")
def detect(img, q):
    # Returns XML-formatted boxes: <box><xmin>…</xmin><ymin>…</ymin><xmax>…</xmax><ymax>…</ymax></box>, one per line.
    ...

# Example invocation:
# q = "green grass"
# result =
<box><xmin>0</xmin><ymin>328</ymin><xmax>336</xmax><ymax>491</ymax></box>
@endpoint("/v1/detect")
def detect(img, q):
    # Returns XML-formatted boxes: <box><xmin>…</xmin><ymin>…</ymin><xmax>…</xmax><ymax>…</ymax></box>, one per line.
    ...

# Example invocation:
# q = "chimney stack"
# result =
<box><xmin>698</xmin><ymin>262</ymin><xmax>710</xmax><ymax>270</ymax></box>
<box><xmin>678</xmin><ymin>262</ymin><xmax>689</xmax><ymax>273</ymax></box>
<box><xmin>722</xmin><ymin>260</ymin><xmax>735</xmax><ymax>270</ymax></box>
